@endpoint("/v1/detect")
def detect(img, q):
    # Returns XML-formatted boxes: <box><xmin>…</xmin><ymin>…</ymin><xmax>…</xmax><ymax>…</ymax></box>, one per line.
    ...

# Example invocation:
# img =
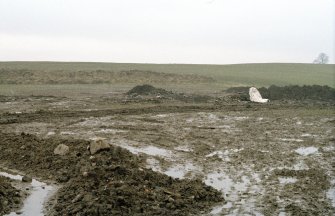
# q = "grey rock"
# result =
<box><xmin>54</xmin><ymin>144</ymin><xmax>70</xmax><ymax>156</ymax></box>
<box><xmin>22</xmin><ymin>175</ymin><xmax>32</xmax><ymax>183</ymax></box>
<box><xmin>89</xmin><ymin>139</ymin><xmax>110</xmax><ymax>154</ymax></box>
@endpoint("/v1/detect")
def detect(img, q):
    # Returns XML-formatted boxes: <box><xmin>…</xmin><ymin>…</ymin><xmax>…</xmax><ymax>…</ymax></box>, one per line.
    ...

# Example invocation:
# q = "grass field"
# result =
<box><xmin>0</xmin><ymin>61</ymin><xmax>334</xmax><ymax>96</ymax></box>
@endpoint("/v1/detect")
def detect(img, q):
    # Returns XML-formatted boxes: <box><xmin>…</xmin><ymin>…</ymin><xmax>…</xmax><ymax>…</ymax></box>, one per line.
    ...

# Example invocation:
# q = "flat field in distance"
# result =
<box><xmin>0</xmin><ymin>62</ymin><xmax>334</xmax><ymax>97</ymax></box>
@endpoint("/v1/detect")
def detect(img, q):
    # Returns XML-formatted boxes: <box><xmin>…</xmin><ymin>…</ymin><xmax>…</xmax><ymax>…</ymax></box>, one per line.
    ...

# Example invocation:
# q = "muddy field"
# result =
<box><xmin>0</xmin><ymin>86</ymin><xmax>334</xmax><ymax>215</ymax></box>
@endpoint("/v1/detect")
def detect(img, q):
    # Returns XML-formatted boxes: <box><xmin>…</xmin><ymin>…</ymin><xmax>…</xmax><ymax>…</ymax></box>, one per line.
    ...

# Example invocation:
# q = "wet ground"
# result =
<box><xmin>0</xmin><ymin>93</ymin><xmax>334</xmax><ymax>215</ymax></box>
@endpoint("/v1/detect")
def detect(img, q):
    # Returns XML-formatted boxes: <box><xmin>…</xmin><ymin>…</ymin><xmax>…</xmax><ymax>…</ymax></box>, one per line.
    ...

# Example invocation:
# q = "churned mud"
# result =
<box><xmin>0</xmin><ymin>170</ymin><xmax>56</xmax><ymax>216</ymax></box>
<box><xmin>0</xmin><ymin>175</ymin><xmax>24</xmax><ymax>215</ymax></box>
<box><xmin>0</xmin><ymin>86</ymin><xmax>334</xmax><ymax>215</ymax></box>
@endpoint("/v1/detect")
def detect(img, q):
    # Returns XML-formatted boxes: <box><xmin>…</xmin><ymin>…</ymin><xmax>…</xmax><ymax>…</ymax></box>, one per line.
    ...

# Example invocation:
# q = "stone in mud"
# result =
<box><xmin>54</xmin><ymin>144</ymin><xmax>70</xmax><ymax>156</ymax></box>
<box><xmin>22</xmin><ymin>175</ymin><xmax>32</xmax><ymax>183</ymax></box>
<box><xmin>89</xmin><ymin>139</ymin><xmax>110</xmax><ymax>155</ymax></box>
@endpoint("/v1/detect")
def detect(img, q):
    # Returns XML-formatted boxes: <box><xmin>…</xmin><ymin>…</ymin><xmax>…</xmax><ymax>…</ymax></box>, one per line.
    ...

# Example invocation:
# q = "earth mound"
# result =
<box><xmin>0</xmin><ymin>132</ymin><xmax>223</xmax><ymax>215</ymax></box>
<box><xmin>127</xmin><ymin>85</ymin><xmax>211</xmax><ymax>103</ymax></box>
<box><xmin>127</xmin><ymin>84</ymin><xmax>172</xmax><ymax>96</ymax></box>
<box><xmin>225</xmin><ymin>85</ymin><xmax>335</xmax><ymax>102</ymax></box>
<box><xmin>0</xmin><ymin>176</ymin><xmax>22</xmax><ymax>215</ymax></box>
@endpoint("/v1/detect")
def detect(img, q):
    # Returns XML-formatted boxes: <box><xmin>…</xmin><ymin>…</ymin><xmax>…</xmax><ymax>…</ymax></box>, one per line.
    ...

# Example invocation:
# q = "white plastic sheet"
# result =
<box><xmin>249</xmin><ymin>87</ymin><xmax>269</xmax><ymax>103</ymax></box>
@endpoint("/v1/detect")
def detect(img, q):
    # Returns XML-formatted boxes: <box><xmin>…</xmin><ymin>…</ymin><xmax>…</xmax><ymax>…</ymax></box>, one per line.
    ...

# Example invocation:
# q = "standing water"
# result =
<box><xmin>0</xmin><ymin>171</ymin><xmax>56</xmax><ymax>216</ymax></box>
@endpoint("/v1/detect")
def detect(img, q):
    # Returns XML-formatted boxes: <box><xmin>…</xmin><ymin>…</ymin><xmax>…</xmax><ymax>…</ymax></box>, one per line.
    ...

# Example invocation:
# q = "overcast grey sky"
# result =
<box><xmin>0</xmin><ymin>0</ymin><xmax>334</xmax><ymax>64</ymax></box>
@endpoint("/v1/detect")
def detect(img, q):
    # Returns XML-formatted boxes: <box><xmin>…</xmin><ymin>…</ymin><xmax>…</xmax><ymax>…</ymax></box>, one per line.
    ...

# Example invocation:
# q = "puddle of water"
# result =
<box><xmin>153</xmin><ymin>114</ymin><xmax>170</xmax><ymax>118</ymax></box>
<box><xmin>228</xmin><ymin>116</ymin><xmax>249</xmax><ymax>121</ymax></box>
<box><xmin>326</xmin><ymin>179</ymin><xmax>335</xmax><ymax>208</ymax></box>
<box><xmin>60</xmin><ymin>131</ymin><xmax>76</xmax><ymax>135</ymax></box>
<box><xmin>280</xmin><ymin>138</ymin><xmax>304</xmax><ymax>142</ymax></box>
<box><xmin>145</xmin><ymin>158</ymin><xmax>162</xmax><ymax>172</ymax></box>
<box><xmin>323</xmin><ymin>145</ymin><xmax>335</xmax><ymax>152</ymax></box>
<box><xmin>301</xmin><ymin>133</ymin><xmax>315</xmax><ymax>137</ymax></box>
<box><xmin>210</xmin><ymin>202</ymin><xmax>233</xmax><ymax>215</ymax></box>
<box><xmin>46</xmin><ymin>131</ymin><xmax>55</xmax><ymax>136</ymax></box>
<box><xmin>295</xmin><ymin>147</ymin><xmax>318</xmax><ymax>156</ymax></box>
<box><xmin>326</xmin><ymin>187</ymin><xmax>335</xmax><ymax>208</ymax></box>
<box><xmin>206</xmin><ymin>150</ymin><xmax>230</xmax><ymax>161</ymax></box>
<box><xmin>217</xmin><ymin>125</ymin><xmax>231</xmax><ymax>129</ymax></box>
<box><xmin>116</xmin><ymin>143</ymin><xmax>172</xmax><ymax>157</ymax></box>
<box><xmin>0</xmin><ymin>171</ymin><xmax>56</xmax><ymax>216</ymax></box>
<box><xmin>292</xmin><ymin>161</ymin><xmax>309</xmax><ymax>170</ymax></box>
<box><xmin>164</xmin><ymin>163</ymin><xmax>200</xmax><ymax>179</ymax></box>
<box><xmin>278</xmin><ymin>177</ymin><xmax>297</xmax><ymax>184</ymax></box>
<box><xmin>174</xmin><ymin>145</ymin><xmax>192</xmax><ymax>152</ymax></box>
<box><xmin>208</xmin><ymin>113</ymin><xmax>220</xmax><ymax>121</ymax></box>
<box><xmin>205</xmin><ymin>172</ymin><xmax>234</xmax><ymax>195</ymax></box>
<box><xmin>96</xmin><ymin>128</ymin><xmax>125</xmax><ymax>134</ymax></box>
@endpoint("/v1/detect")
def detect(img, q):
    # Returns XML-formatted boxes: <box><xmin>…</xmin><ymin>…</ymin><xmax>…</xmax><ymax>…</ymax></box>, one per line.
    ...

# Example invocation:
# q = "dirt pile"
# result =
<box><xmin>0</xmin><ymin>132</ymin><xmax>223</xmax><ymax>215</ymax></box>
<box><xmin>127</xmin><ymin>85</ymin><xmax>212</xmax><ymax>103</ymax></box>
<box><xmin>225</xmin><ymin>85</ymin><xmax>335</xmax><ymax>102</ymax></box>
<box><xmin>0</xmin><ymin>176</ymin><xmax>22</xmax><ymax>215</ymax></box>
<box><xmin>127</xmin><ymin>84</ymin><xmax>172</xmax><ymax>96</ymax></box>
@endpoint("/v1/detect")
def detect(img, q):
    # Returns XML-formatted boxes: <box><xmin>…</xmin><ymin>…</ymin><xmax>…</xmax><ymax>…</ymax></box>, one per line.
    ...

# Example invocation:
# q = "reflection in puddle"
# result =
<box><xmin>205</xmin><ymin>172</ymin><xmax>234</xmax><ymax>196</ymax></box>
<box><xmin>205</xmin><ymin>171</ymin><xmax>264</xmax><ymax>215</ymax></box>
<box><xmin>164</xmin><ymin>163</ymin><xmax>200</xmax><ymax>179</ymax></box>
<box><xmin>0</xmin><ymin>171</ymin><xmax>56</xmax><ymax>216</ymax></box>
<box><xmin>117</xmin><ymin>143</ymin><xmax>172</xmax><ymax>157</ymax></box>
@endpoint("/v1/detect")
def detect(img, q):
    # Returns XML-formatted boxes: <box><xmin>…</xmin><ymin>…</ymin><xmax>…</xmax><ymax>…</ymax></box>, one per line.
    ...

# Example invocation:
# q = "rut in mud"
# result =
<box><xmin>0</xmin><ymin>132</ymin><xmax>223</xmax><ymax>215</ymax></box>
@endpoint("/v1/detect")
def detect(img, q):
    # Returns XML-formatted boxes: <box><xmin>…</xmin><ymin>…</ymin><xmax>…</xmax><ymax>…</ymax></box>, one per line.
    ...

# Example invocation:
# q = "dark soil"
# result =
<box><xmin>0</xmin><ymin>132</ymin><xmax>223</xmax><ymax>215</ymax></box>
<box><xmin>225</xmin><ymin>85</ymin><xmax>335</xmax><ymax>102</ymax></box>
<box><xmin>127</xmin><ymin>84</ymin><xmax>173</xmax><ymax>96</ymax></box>
<box><xmin>0</xmin><ymin>176</ymin><xmax>22</xmax><ymax>215</ymax></box>
<box><xmin>127</xmin><ymin>84</ymin><xmax>211</xmax><ymax>103</ymax></box>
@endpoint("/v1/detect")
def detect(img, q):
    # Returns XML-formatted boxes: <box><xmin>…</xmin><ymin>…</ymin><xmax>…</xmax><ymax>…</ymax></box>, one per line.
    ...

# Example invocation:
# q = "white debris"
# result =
<box><xmin>249</xmin><ymin>87</ymin><xmax>269</xmax><ymax>103</ymax></box>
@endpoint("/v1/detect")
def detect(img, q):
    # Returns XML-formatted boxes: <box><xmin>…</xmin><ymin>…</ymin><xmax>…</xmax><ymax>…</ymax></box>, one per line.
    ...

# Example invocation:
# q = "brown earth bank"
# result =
<box><xmin>0</xmin><ymin>132</ymin><xmax>223</xmax><ymax>215</ymax></box>
<box><xmin>0</xmin><ymin>176</ymin><xmax>23</xmax><ymax>215</ymax></box>
<box><xmin>225</xmin><ymin>85</ymin><xmax>335</xmax><ymax>102</ymax></box>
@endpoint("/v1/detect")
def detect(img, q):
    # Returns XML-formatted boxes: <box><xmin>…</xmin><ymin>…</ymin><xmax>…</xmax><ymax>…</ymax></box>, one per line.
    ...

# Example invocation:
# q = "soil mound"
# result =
<box><xmin>127</xmin><ymin>85</ymin><xmax>212</xmax><ymax>103</ymax></box>
<box><xmin>127</xmin><ymin>84</ymin><xmax>172</xmax><ymax>96</ymax></box>
<box><xmin>0</xmin><ymin>132</ymin><xmax>223</xmax><ymax>215</ymax></box>
<box><xmin>0</xmin><ymin>176</ymin><xmax>22</xmax><ymax>215</ymax></box>
<box><xmin>225</xmin><ymin>85</ymin><xmax>335</xmax><ymax>101</ymax></box>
